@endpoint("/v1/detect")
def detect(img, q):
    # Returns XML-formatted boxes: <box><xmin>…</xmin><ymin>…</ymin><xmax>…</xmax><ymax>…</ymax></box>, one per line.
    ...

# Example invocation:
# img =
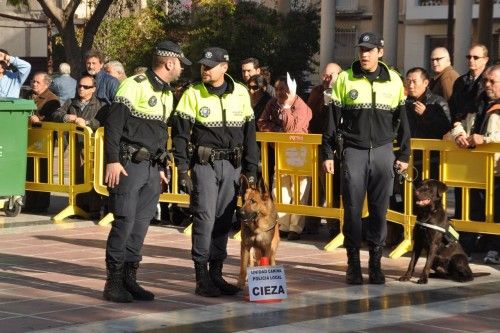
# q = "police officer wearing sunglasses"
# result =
<box><xmin>103</xmin><ymin>40</ymin><xmax>191</xmax><ymax>303</ymax></box>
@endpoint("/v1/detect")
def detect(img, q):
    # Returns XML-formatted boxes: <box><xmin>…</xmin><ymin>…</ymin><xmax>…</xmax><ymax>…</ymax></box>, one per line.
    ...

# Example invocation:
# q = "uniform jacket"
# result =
<box><xmin>171</xmin><ymin>74</ymin><xmax>259</xmax><ymax>175</ymax></box>
<box><xmin>258</xmin><ymin>95</ymin><xmax>312</xmax><ymax>134</ymax></box>
<box><xmin>321</xmin><ymin>60</ymin><xmax>411</xmax><ymax>162</ymax></box>
<box><xmin>429</xmin><ymin>66</ymin><xmax>459</xmax><ymax>102</ymax></box>
<box><xmin>51</xmin><ymin>94</ymin><xmax>106</xmax><ymax>131</ymax></box>
<box><xmin>104</xmin><ymin>70</ymin><xmax>173</xmax><ymax>164</ymax></box>
<box><xmin>0</xmin><ymin>56</ymin><xmax>31</xmax><ymax>98</ymax></box>
<box><xmin>406</xmin><ymin>88</ymin><xmax>451</xmax><ymax>139</ymax></box>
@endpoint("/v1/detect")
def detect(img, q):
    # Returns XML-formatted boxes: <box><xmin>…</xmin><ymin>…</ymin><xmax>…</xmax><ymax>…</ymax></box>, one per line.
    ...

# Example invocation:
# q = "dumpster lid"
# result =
<box><xmin>0</xmin><ymin>98</ymin><xmax>36</xmax><ymax>111</ymax></box>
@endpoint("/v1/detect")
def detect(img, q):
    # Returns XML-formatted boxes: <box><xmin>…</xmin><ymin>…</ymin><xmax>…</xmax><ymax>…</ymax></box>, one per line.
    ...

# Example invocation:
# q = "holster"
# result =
<box><xmin>196</xmin><ymin>145</ymin><xmax>242</xmax><ymax>168</ymax></box>
<box><xmin>119</xmin><ymin>143</ymin><xmax>151</xmax><ymax>164</ymax></box>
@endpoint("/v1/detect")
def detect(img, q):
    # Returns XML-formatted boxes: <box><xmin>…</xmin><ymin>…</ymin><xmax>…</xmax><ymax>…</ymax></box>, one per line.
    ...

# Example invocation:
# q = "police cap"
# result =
<box><xmin>356</xmin><ymin>32</ymin><xmax>384</xmax><ymax>49</ymax></box>
<box><xmin>198</xmin><ymin>47</ymin><xmax>230</xmax><ymax>67</ymax></box>
<box><xmin>155</xmin><ymin>40</ymin><xmax>192</xmax><ymax>66</ymax></box>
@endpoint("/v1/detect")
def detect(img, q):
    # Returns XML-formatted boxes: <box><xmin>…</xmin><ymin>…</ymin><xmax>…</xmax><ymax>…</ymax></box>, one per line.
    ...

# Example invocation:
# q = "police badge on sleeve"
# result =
<box><xmin>199</xmin><ymin>106</ymin><xmax>211</xmax><ymax>118</ymax></box>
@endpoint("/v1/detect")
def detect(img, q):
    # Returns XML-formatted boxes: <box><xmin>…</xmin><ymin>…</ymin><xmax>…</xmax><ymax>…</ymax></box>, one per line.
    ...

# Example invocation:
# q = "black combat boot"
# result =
<box><xmin>209</xmin><ymin>260</ymin><xmax>241</xmax><ymax>295</ymax></box>
<box><xmin>368</xmin><ymin>245</ymin><xmax>386</xmax><ymax>284</ymax></box>
<box><xmin>124</xmin><ymin>262</ymin><xmax>155</xmax><ymax>301</ymax></box>
<box><xmin>194</xmin><ymin>262</ymin><xmax>221</xmax><ymax>297</ymax></box>
<box><xmin>103</xmin><ymin>262</ymin><xmax>133</xmax><ymax>303</ymax></box>
<box><xmin>346</xmin><ymin>247</ymin><xmax>363</xmax><ymax>285</ymax></box>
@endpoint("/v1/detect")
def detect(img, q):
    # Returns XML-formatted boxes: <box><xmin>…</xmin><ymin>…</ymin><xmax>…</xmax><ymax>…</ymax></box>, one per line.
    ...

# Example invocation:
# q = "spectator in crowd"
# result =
<box><xmin>306</xmin><ymin>62</ymin><xmax>343</xmax><ymax>235</ymax></box>
<box><xmin>25</xmin><ymin>72</ymin><xmax>61</xmax><ymax>213</ymax></box>
<box><xmin>429</xmin><ymin>47</ymin><xmax>459</xmax><ymax>101</ymax></box>
<box><xmin>50</xmin><ymin>62</ymin><xmax>77</xmax><ymax>105</ymax></box>
<box><xmin>84</xmin><ymin>49</ymin><xmax>119</xmax><ymax>105</ymax></box>
<box><xmin>260</xmin><ymin>66</ymin><xmax>275</xmax><ymax>97</ymax></box>
<box><xmin>171</xmin><ymin>47</ymin><xmax>258</xmax><ymax>297</ymax></box>
<box><xmin>28</xmin><ymin>72</ymin><xmax>60</xmax><ymax>124</ymax></box>
<box><xmin>390</xmin><ymin>67</ymin><xmax>451</xmax><ymax>211</ymax></box>
<box><xmin>258</xmin><ymin>74</ymin><xmax>312</xmax><ymax>241</ymax></box>
<box><xmin>247</xmin><ymin>74</ymin><xmax>272</xmax><ymax>121</ymax></box>
<box><xmin>104</xmin><ymin>60</ymin><xmax>127</xmax><ymax>82</ymax></box>
<box><xmin>447</xmin><ymin>44</ymin><xmax>490</xmax><ymax>225</ymax></box>
<box><xmin>449</xmin><ymin>44</ymin><xmax>490</xmax><ymax>147</ymax></box>
<box><xmin>51</xmin><ymin>74</ymin><xmax>106</xmax><ymax>216</ymax></box>
<box><xmin>247</xmin><ymin>74</ymin><xmax>273</xmax><ymax>188</ymax></box>
<box><xmin>51</xmin><ymin>74</ymin><xmax>105</xmax><ymax>131</ymax></box>
<box><xmin>405</xmin><ymin>67</ymin><xmax>451</xmax><ymax>140</ymax></box>
<box><xmin>241</xmin><ymin>58</ymin><xmax>275</xmax><ymax>97</ymax></box>
<box><xmin>452</xmin><ymin>64</ymin><xmax>500</xmax><ymax>263</ymax></box>
<box><xmin>0</xmin><ymin>48</ymin><xmax>31</xmax><ymax>98</ymax></box>
<box><xmin>321</xmin><ymin>32</ymin><xmax>410</xmax><ymax>285</ymax></box>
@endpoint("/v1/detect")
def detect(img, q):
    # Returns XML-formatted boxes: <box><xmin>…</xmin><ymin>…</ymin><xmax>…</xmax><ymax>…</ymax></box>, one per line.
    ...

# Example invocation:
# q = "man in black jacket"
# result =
<box><xmin>405</xmin><ymin>67</ymin><xmax>451</xmax><ymax>140</ymax></box>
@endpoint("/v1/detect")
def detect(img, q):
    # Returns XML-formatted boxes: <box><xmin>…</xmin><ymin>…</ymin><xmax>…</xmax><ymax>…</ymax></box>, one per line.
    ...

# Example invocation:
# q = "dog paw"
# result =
<box><xmin>417</xmin><ymin>277</ymin><xmax>428</xmax><ymax>284</ymax></box>
<box><xmin>398</xmin><ymin>275</ymin><xmax>411</xmax><ymax>282</ymax></box>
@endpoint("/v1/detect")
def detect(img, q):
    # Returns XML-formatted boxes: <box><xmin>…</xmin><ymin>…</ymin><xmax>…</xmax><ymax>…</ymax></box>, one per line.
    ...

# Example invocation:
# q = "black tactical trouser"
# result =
<box><xmin>106</xmin><ymin>160</ymin><xmax>161</xmax><ymax>264</ymax></box>
<box><xmin>190</xmin><ymin>160</ymin><xmax>241</xmax><ymax>263</ymax></box>
<box><xmin>342</xmin><ymin>143</ymin><xmax>395</xmax><ymax>248</ymax></box>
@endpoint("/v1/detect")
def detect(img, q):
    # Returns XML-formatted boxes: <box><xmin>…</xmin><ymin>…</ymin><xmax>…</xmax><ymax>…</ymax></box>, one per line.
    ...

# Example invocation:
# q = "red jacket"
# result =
<box><xmin>257</xmin><ymin>95</ymin><xmax>312</xmax><ymax>133</ymax></box>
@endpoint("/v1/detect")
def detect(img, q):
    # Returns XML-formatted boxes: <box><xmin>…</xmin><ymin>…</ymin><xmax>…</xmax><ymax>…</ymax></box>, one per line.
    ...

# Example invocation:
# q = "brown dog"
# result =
<box><xmin>237</xmin><ymin>176</ymin><xmax>280</xmax><ymax>288</ymax></box>
<box><xmin>399</xmin><ymin>179</ymin><xmax>473</xmax><ymax>284</ymax></box>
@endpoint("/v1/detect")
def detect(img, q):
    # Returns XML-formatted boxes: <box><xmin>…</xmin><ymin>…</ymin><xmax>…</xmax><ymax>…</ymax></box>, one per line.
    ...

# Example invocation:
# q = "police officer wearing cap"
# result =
<box><xmin>321</xmin><ymin>32</ymin><xmax>411</xmax><ymax>285</ymax></box>
<box><xmin>171</xmin><ymin>47</ymin><xmax>259</xmax><ymax>297</ymax></box>
<box><xmin>103</xmin><ymin>40</ymin><xmax>191</xmax><ymax>303</ymax></box>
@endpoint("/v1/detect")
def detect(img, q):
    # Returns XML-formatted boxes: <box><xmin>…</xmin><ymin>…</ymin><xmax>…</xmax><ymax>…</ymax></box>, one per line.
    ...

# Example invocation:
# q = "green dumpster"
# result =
<box><xmin>0</xmin><ymin>98</ymin><xmax>36</xmax><ymax>215</ymax></box>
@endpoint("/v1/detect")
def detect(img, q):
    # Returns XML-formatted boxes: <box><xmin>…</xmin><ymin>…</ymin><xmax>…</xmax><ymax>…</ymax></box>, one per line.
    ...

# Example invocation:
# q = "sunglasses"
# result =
<box><xmin>248</xmin><ymin>85</ymin><xmax>259</xmax><ymax>91</ymax></box>
<box><xmin>430</xmin><ymin>57</ymin><xmax>445</xmax><ymax>62</ymax></box>
<box><xmin>78</xmin><ymin>84</ymin><xmax>95</xmax><ymax>90</ymax></box>
<box><xmin>466</xmin><ymin>55</ymin><xmax>484</xmax><ymax>60</ymax></box>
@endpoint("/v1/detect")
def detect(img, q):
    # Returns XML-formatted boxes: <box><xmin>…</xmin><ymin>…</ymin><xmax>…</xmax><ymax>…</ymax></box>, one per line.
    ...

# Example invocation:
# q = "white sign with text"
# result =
<box><xmin>247</xmin><ymin>265</ymin><xmax>287</xmax><ymax>302</ymax></box>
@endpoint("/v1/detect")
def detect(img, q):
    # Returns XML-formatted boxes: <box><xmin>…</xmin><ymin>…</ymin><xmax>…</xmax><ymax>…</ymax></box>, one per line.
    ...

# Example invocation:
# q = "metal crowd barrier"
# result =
<box><xmin>388</xmin><ymin>139</ymin><xmax>500</xmax><ymax>258</ymax></box>
<box><xmin>28</xmin><ymin>125</ymin><xmax>500</xmax><ymax>259</ymax></box>
<box><xmin>26</xmin><ymin>122</ymin><xmax>93</xmax><ymax>221</ymax></box>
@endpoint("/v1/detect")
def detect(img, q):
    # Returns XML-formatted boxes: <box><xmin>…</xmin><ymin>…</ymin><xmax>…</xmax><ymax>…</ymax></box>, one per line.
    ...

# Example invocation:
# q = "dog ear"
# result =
<box><xmin>239</xmin><ymin>174</ymin><xmax>249</xmax><ymax>196</ymax></box>
<box><xmin>436</xmin><ymin>180</ymin><xmax>448</xmax><ymax>197</ymax></box>
<box><xmin>257</xmin><ymin>177</ymin><xmax>271</xmax><ymax>200</ymax></box>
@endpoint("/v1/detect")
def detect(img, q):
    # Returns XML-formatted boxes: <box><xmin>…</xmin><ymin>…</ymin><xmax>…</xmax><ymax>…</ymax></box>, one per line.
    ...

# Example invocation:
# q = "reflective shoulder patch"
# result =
<box><xmin>134</xmin><ymin>75</ymin><xmax>147</xmax><ymax>83</ymax></box>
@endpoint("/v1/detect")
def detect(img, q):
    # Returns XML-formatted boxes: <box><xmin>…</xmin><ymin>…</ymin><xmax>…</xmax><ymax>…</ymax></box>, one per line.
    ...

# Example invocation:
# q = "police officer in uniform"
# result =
<box><xmin>321</xmin><ymin>32</ymin><xmax>410</xmax><ymax>285</ymax></box>
<box><xmin>103</xmin><ymin>40</ymin><xmax>191</xmax><ymax>303</ymax></box>
<box><xmin>171</xmin><ymin>47</ymin><xmax>259</xmax><ymax>297</ymax></box>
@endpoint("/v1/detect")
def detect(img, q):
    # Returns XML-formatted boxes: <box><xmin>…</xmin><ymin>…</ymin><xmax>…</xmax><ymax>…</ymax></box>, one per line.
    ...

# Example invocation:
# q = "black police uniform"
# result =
<box><xmin>103</xmin><ymin>40</ymin><xmax>192</xmax><ymax>303</ymax></box>
<box><xmin>171</xmin><ymin>47</ymin><xmax>259</xmax><ymax>297</ymax></box>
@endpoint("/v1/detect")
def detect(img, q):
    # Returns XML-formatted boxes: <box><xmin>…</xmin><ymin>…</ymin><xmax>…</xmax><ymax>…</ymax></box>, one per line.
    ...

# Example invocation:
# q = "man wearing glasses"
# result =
<box><xmin>429</xmin><ymin>47</ymin><xmax>459</xmax><ymax>102</ymax></box>
<box><xmin>449</xmin><ymin>44</ymin><xmax>490</xmax><ymax>147</ymax></box>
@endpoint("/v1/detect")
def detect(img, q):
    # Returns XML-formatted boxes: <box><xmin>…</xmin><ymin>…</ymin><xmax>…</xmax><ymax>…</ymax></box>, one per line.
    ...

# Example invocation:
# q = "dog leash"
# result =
<box><xmin>394</xmin><ymin>165</ymin><xmax>419</xmax><ymax>184</ymax></box>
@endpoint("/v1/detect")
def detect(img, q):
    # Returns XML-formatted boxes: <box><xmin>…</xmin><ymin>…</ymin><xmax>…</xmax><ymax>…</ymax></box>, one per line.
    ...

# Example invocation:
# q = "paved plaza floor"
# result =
<box><xmin>0</xmin><ymin>196</ymin><xmax>499</xmax><ymax>333</ymax></box>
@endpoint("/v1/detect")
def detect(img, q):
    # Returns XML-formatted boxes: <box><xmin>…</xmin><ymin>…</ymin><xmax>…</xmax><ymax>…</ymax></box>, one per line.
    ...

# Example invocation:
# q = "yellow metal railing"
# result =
<box><xmin>26</xmin><ymin>122</ymin><xmax>93</xmax><ymax>221</ymax></box>
<box><xmin>28</xmin><ymin>125</ymin><xmax>500</xmax><ymax>258</ymax></box>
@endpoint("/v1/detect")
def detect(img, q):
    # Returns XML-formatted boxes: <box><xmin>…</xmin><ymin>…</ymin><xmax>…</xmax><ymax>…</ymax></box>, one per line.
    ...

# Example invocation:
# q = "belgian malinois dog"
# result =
<box><xmin>237</xmin><ymin>176</ymin><xmax>280</xmax><ymax>288</ymax></box>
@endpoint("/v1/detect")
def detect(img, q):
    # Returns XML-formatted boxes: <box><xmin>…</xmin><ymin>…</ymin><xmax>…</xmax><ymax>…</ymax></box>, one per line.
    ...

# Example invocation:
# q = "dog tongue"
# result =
<box><xmin>416</xmin><ymin>198</ymin><xmax>431</xmax><ymax>206</ymax></box>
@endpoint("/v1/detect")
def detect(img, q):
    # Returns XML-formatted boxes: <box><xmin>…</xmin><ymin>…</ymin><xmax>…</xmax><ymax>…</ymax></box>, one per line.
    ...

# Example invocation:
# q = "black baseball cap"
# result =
<box><xmin>198</xmin><ymin>47</ymin><xmax>230</xmax><ymax>67</ymax></box>
<box><xmin>356</xmin><ymin>32</ymin><xmax>384</xmax><ymax>49</ymax></box>
<box><xmin>155</xmin><ymin>40</ymin><xmax>192</xmax><ymax>66</ymax></box>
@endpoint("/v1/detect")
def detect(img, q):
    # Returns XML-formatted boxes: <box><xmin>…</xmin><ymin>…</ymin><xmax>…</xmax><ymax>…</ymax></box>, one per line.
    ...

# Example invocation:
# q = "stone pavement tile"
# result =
<box><xmin>36</xmin><ymin>305</ymin><xmax>140</xmax><ymax>325</ymax></box>
<box><xmin>101</xmin><ymin>298</ymin><xmax>196</xmax><ymax>314</ymax></box>
<box><xmin>0</xmin><ymin>298</ymin><xmax>85</xmax><ymax>316</ymax></box>
<box><xmin>362</xmin><ymin>322</ymin><xmax>466</xmax><ymax>333</ymax></box>
<box><xmin>467</xmin><ymin>308</ymin><xmax>500</xmax><ymax>319</ymax></box>
<box><xmin>0</xmin><ymin>316</ymin><xmax>67</xmax><ymax>333</ymax></box>
<box><xmin>419</xmin><ymin>313</ymin><xmax>500</xmax><ymax>332</ymax></box>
